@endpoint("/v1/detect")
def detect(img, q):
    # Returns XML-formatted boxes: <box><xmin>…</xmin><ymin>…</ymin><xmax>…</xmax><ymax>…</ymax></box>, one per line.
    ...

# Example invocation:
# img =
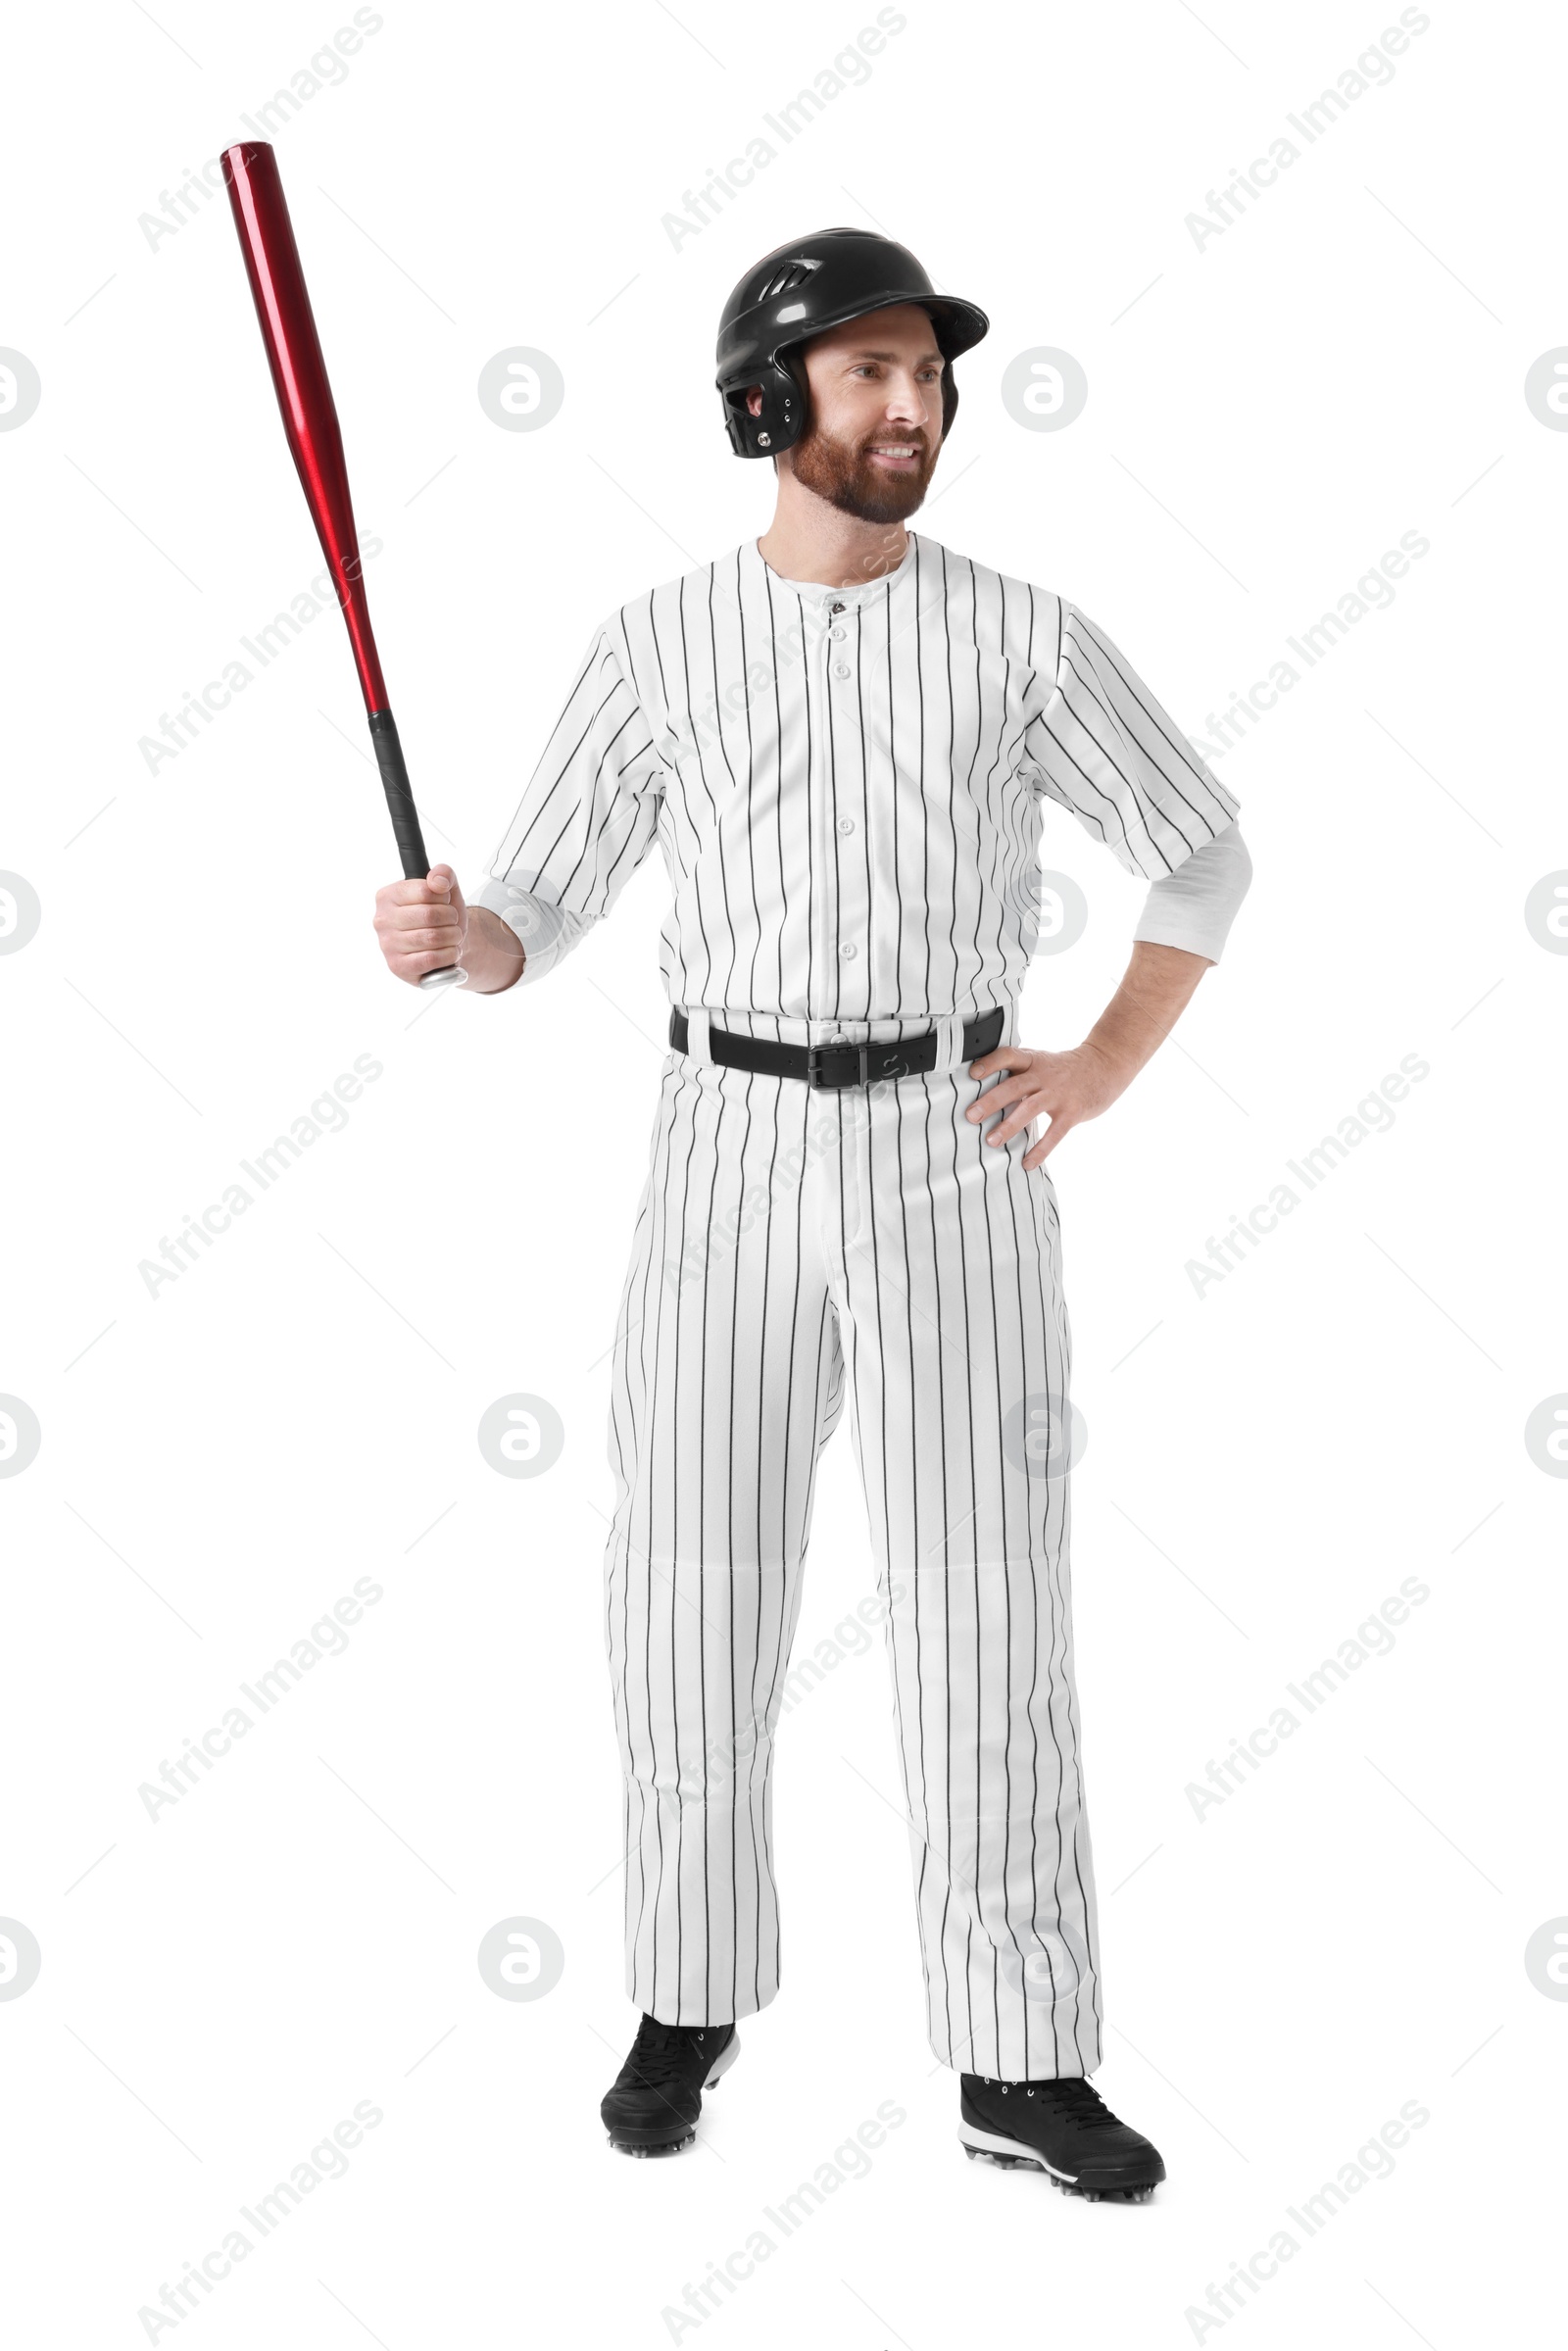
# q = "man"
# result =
<box><xmin>374</xmin><ymin>230</ymin><xmax>1251</xmax><ymax>2202</ymax></box>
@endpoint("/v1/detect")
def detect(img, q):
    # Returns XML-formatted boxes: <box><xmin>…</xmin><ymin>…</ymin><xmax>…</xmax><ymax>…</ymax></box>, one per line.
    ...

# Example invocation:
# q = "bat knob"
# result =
<box><xmin>418</xmin><ymin>963</ymin><xmax>466</xmax><ymax>992</ymax></box>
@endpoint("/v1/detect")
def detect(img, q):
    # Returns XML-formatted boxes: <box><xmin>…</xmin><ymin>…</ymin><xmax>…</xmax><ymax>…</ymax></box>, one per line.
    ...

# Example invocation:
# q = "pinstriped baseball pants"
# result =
<box><xmin>603</xmin><ymin>1016</ymin><xmax>1103</xmax><ymax>2080</ymax></box>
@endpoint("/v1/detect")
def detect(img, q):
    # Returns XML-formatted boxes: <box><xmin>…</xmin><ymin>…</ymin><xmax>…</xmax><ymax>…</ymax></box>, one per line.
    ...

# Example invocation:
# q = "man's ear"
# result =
<box><xmin>745</xmin><ymin>385</ymin><xmax>763</xmax><ymax>417</ymax></box>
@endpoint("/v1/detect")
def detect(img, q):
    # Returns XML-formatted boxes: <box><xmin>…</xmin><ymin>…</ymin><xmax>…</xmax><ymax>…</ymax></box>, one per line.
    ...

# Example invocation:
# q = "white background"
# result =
<box><xmin>3</xmin><ymin>0</ymin><xmax>1563</xmax><ymax>2343</ymax></box>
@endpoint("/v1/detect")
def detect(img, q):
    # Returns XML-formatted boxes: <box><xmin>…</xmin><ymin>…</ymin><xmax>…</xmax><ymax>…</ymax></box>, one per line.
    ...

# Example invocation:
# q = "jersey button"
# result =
<box><xmin>836</xmin><ymin>815</ymin><xmax>856</xmax><ymax>835</ymax></box>
<box><xmin>839</xmin><ymin>942</ymin><xmax>858</xmax><ymax>959</ymax></box>
<box><xmin>829</xmin><ymin>626</ymin><xmax>846</xmax><ymax>640</ymax></box>
<box><xmin>833</xmin><ymin>662</ymin><xmax>851</xmax><ymax>678</ymax></box>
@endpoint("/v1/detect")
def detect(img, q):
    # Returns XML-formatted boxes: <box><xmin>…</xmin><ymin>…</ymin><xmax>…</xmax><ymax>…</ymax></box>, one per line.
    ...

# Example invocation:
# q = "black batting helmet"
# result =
<box><xmin>715</xmin><ymin>228</ymin><xmax>989</xmax><ymax>461</ymax></box>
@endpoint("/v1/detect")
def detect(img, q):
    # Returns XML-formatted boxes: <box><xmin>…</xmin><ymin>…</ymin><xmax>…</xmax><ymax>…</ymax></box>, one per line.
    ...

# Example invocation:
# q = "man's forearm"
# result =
<box><xmin>466</xmin><ymin>906</ymin><xmax>527</xmax><ymax>994</ymax></box>
<box><xmin>1083</xmin><ymin>939</ymin><xmax>1211</xmax><ymax>1089</ymax></box>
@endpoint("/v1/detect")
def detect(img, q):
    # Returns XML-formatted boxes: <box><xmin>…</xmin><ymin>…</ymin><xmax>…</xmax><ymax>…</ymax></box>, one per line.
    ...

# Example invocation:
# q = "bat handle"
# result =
<box><xmin>368</xmin><ymin>709</ymin><xmax>466</xmax><ymax>990</ymax></box>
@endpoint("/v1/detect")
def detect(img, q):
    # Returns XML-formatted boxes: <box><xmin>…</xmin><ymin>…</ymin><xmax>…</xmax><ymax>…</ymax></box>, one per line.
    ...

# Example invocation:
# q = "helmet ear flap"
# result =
<box><xmin>767</xmin><ymin>349</ymin><xmax>809</xmax><ymax>454</ymax></box>
<box><xmin>721</xmin><ymin>355</ymin><xmax>807</xmax><ymax>458</ymax></box>
<box><xmin>941</xmin><ymin>362</ymin><xmax>959</xmax><ymax>440</ymax></box>
<box><xmin>720</xmin><ymin>337</ymin><xmax>960</xmax><ymax>455</ymax></box>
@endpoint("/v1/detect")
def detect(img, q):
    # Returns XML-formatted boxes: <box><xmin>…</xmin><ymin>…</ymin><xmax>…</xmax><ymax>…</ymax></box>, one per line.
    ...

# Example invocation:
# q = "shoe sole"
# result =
<box><xmin>606</xmin><ymin>2029</ymin><xmax>741</xmax><ymax>2157</ymax></box>
<box><xmin>957</xmin><ymin>2119</ymin><xmax>1162</xmax><ymax>2203</ymax></box>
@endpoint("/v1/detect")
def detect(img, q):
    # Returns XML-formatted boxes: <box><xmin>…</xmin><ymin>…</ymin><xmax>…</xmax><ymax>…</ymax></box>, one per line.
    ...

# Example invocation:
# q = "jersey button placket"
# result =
<box><xmin>826</xmin><ymin>599</ymin><xmax>869</xmax><ymax>1022</ymax></box>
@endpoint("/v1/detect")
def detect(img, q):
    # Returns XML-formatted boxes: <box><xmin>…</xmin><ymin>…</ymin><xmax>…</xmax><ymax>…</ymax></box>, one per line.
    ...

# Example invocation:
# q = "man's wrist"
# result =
<box><xmin>1077</xmin><ymin>1033</ymin><xmax>1139</xmax><ymax>1099</ymax></box>
<box><xmin>464</xmin><ymin>906</ymin><xmax>527</xmax><ymax>993</ymax></box>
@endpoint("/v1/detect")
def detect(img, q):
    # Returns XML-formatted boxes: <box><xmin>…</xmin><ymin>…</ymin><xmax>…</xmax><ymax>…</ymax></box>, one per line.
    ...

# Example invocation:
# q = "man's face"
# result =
<box><xmin>747</xmin><ymin>303</ymin><xmax>945</xmax><ymax>524</ymax></box>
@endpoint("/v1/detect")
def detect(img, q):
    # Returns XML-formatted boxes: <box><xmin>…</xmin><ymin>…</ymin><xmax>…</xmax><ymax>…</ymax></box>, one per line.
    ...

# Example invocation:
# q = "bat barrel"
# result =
<box><xmin>221</xmin><ymin>141</ymin><xmax>387</xmax><ymax>713</ymax></box>
<box><xmin>223</xmin><ymin>139</ymin><xmax>459</xmax><ymax>984</ymax></box>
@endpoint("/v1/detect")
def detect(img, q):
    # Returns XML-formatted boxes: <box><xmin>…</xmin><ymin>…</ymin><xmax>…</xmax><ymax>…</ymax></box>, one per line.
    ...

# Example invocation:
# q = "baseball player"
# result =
<box><xmin>375</xmin><ymin>230</ymin><xmax>1250</xmax><ymax>2200</ymax></box>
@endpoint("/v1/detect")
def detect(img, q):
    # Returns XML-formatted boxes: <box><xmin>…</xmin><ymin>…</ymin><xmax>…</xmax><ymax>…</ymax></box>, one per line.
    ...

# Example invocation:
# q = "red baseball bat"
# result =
<box><xmin>221</xmin><ymin>140</ymin><xmax>463</xmax><ymax>988</ymax></box>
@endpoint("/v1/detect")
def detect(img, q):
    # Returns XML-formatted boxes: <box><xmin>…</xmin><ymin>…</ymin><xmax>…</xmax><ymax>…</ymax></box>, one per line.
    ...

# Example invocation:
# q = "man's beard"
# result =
<box><xmin>788</xmin><ymin>420</ymin><xmax>937</xmax><ymax>524</ymax></box>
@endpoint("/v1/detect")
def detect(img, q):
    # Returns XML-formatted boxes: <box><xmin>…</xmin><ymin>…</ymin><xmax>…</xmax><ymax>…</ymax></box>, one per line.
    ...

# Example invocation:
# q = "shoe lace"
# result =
<box><xmin>629</xmin><ymin>2016</ymin><xmax>703</xmax><ymax>2089</ymax></box>
<box><xmin>1036</xmin><ymin>2077</ymin><xmax>1119</xmax><ymax>2131</ymax></box>
<box><xmin>973</xmin><ymin>2072</ymin><xmax>1123</xmax><ymax>2129</ymax></box>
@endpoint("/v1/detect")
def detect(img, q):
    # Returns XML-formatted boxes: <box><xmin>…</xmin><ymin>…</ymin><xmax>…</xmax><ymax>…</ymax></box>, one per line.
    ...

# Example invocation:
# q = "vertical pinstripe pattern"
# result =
<box><xmin>604</xmin><ymin>1050</ymin><xmax>1100</xmax><ymax>2078</ymax></box>
<box><xmin>482</xmin><ymin>532</ymin><xmax>1242</xmax><ymax>2080</ymax></box>
<box><xmin>475</xmin><ymin>534</ymin><xmax>1239</xmax><ymax>1013</ymax></box>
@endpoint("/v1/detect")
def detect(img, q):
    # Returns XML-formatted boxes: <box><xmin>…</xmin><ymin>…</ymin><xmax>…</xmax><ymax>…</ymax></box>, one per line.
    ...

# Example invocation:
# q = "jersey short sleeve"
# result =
<box><xmin>473</xmin><ymin>620</ymin><xmax>667</xmax><ymax>985</ymax></box>
<box><xmin>1019</xmin><ymin>602</ymin><xmax>1240</xmax><ymax>880</ymax></box>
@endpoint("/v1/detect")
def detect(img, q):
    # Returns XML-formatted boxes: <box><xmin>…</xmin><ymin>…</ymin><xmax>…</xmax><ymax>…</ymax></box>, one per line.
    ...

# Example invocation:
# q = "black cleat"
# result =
<box><xmin>958</xmin><ymin>2073</ymin><xmax>1166</xmax><ymax>2202</ymax></box>
<box><xmin>601</xmin><ymin>2015</ymin><xmax>740</xmax><ymax>2156</ymax></box>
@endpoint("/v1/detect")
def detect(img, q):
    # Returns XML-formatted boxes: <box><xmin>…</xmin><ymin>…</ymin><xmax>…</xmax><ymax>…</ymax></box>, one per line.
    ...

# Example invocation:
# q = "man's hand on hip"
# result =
<box><xmin>966</xmin><ymin>1042</ymin><xmax>1130</xmax><ymax>1168</ymax></box>
<box><xmin>967</xmin><ymin>939</ymin><xmax>1214</xmax><ymax>1168</ymax></box>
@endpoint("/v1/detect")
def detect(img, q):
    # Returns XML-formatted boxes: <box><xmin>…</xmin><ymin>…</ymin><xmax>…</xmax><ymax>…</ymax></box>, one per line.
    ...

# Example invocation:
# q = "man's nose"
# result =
<box><xmin>884</xmin><ymin>376</ymin><xmax>932</xmax><ymax>426</ymax></box>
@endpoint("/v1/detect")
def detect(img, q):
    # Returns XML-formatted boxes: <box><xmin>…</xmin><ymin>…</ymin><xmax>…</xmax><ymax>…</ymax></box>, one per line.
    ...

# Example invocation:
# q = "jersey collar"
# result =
<box><xmin>750</xmin><ymin>530</ymin><xmax>922</xmax><ymax>608</ymax></box>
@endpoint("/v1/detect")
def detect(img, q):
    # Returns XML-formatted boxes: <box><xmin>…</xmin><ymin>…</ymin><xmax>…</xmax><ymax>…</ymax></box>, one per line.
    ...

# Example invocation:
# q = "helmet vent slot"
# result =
<box><xmin>758</xmin><ymin>260</ymin><xmax>819</xmax><ymax>302</ymax></box>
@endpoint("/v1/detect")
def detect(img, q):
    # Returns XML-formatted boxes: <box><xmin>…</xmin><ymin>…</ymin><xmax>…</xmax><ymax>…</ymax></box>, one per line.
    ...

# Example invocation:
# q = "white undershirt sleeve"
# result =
<box><xmin>1132</xmin><ymin>820</ymin><xmax>1252</xmax><ymax>963</ymax></box>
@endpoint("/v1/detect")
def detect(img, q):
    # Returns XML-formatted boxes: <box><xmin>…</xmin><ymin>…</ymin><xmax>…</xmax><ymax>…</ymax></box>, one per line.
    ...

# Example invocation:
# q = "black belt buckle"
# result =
<box><xmin>806</xmin><ymin>1040</ymin><xmax>871</xmax><ymax>1090</ymax></box>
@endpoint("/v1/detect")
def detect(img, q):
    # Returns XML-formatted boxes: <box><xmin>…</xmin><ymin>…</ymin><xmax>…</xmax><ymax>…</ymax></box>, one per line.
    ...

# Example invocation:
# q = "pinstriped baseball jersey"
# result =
<box><xmin>480</xmin><ymin>530</ymin><xmax>1245</xmax><ymax>2078</ymax></box>
<box><xmin>475</xmin><ymin>530</ymin><xmax>1240</xmax><ymax>1023</ymax></box>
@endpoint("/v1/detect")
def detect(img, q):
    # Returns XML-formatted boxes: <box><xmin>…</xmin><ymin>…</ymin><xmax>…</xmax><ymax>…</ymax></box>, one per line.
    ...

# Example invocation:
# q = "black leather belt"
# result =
<box><xmin>668</xmin><ymin>1005</ymin><xmax>1004</xmax><ymax>1090</ymax></box>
